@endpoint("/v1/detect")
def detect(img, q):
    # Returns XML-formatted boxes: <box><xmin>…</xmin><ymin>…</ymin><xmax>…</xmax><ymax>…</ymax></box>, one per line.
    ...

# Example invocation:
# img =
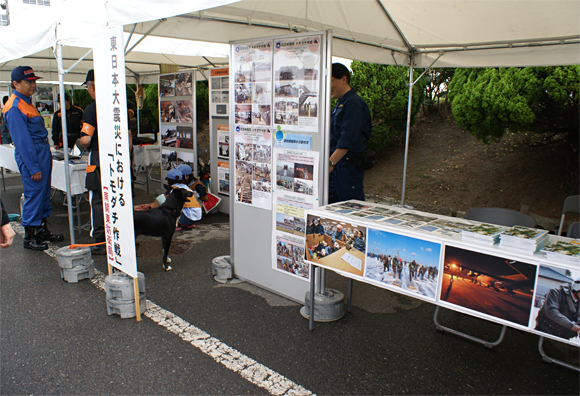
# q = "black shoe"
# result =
<box><xmin>23</xmin><ymin>227</ymin><xmax>48</xmax><ymax>251</ymax></box>
<box><xmin>37</xmin><ymin>219</ymin><xmax>65</xmax><ymax>242</ymax></box>
<box><xmin>90</xmin><ymin>244</ymin><xmax>107</xmax><ymax>255</ymax></box>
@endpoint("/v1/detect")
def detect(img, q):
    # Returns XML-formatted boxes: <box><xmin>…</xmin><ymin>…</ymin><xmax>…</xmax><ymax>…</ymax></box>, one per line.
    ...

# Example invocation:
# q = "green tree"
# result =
<box><xmin>449</xmin><ymin>66</ymin><xmax>579</xmax><ymax>146</ymax></box>
<box><xmin>350</xmin><ymin>61</ymin><xmax>424</xmax><ymax>150</ymax></box>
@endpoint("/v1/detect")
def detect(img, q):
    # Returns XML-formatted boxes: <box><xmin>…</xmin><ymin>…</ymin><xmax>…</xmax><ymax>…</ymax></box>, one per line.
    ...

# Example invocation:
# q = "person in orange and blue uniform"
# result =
<box><xmin>2</xmin><ymin>66</ymin><xmax>64</xmax><ymax>250</ymax></box>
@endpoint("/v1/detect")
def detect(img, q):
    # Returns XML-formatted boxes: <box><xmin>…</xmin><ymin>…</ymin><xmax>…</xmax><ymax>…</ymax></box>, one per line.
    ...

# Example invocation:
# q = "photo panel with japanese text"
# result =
<box><xmin>276</xmin><ymin>235</ymin><xmax>309</xmax><ymax>280</ymax></box>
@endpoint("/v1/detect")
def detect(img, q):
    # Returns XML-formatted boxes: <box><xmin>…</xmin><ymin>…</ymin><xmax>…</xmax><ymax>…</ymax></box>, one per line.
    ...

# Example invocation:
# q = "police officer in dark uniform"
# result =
<box><xmin>328</xmin><ymin>63</ymin><xmax>371</xmax><ymax>204</ymax></box>
<box><xmin>78</xmin><ymin>70</ymin><xmax>106</xmax><ymax>255</ymax></box>
<box><xmin>52</xmin><ymin>93</ymin><xmax>83</xmax><ymax>150</ymax></box>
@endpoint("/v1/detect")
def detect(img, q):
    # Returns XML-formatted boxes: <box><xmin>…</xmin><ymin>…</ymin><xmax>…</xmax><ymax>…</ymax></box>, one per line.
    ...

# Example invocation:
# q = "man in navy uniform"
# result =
<box><xmin>328</xmin><ymin>63</ymin><xmax>371</xmax><ymax>204</ymax></box>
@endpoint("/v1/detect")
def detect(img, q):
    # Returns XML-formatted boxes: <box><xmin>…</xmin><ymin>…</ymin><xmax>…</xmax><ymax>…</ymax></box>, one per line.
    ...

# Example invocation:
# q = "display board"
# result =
<box><xmin>158</xmin><ymin>70</ymin><xmax>197</xmax><ymax>180</ymax></box>
<box><xmin>305</xmin><ymin>200</ymin><xmax>580</xmax><ymax>347</ymax></box>
<box><xmin>209</xmin><ymin>68</ymin><xmax>231</xmax><ymax>213</ymax></box>
<box><xmin>230</xmin><ymin>32</ymin><xmax>330</xmax><ymax>302</ymax></box>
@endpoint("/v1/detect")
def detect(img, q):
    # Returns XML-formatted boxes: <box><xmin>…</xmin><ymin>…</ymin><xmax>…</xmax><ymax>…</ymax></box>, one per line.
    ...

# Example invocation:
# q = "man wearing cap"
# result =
<box><xmin>78</xmin><ymin>69</ymin><xmax>106</xmax><ymax>255</ymax></box>
<box><xmin>535</xmin><ymin>277</ymin><xmax>580</xmax><ymax>339</ymax></box>
<box><xmin>328</xmin><ymin>63</ymin><xmax>371</xmax><ymax>204</ymax></box>
<box><xmin>2</xmin><ymin>66</ymin><xmax>64</xmax><ymax>250</ymax></box>
<box><xmin>52</xmin><ymin>93</ymin><xmax>83</xmax><ymax>150</ymax></box>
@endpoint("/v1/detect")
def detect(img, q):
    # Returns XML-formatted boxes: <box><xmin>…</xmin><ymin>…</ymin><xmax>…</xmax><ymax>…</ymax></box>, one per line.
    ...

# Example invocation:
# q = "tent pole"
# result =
<box><xmin>56</xmin><ymin>42</ymin><xmax>76</xmax><ymax>245</ymax></box>
<box><xmin>400</xmin><ymin>55</ymin><xmax>414</xmax><ymax>207</ymax></box>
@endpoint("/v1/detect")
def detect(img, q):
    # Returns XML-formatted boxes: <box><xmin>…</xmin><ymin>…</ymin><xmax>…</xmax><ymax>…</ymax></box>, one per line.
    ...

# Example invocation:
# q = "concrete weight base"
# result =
<box><xmin>300</xmin><ymin>288</ymin><xmax>345</xmax><ymax>322</ymax></box>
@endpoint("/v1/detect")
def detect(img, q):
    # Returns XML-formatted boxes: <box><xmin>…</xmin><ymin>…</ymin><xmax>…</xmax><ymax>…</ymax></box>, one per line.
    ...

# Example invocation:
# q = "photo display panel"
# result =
<box><xmin>231</xmin><ymin>40</ymin><xmax>273</xmax><ymax>210</ymax></box>
<box><xmin>158</xmin><ymin>71</ymin><xmax>196</xmax><ymax>180</ymax></box>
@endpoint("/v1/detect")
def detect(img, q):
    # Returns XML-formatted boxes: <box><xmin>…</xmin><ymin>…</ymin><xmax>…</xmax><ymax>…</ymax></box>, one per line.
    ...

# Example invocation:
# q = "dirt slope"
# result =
<box><xmin>364</xmin><ymin>111</ymin><xmax>578</xmax><ymax>223</ymax></box>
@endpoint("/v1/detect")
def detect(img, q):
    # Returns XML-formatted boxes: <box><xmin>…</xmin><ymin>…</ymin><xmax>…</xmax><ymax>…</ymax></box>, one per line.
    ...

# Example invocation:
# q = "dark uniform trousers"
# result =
<box><xmin>87</xmin><ymin>151</ymin><xmax>105</xmax><ymax>242</ymax></box>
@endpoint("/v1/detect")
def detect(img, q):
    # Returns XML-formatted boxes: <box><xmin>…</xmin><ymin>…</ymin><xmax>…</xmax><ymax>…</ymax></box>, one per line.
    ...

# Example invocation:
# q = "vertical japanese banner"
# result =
<box><xmin>93</xmin><ymin>26</ymin><xmax>138</xmax><ymax>278</ymax></box>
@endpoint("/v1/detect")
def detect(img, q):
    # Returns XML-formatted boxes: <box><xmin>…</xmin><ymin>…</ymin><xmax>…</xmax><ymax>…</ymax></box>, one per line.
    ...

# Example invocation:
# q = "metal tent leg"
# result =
<box><xmin>433</xmin><ymin>306</ymin><xmax>507</xmax><ymax>349</ymax></box>
<box><xmin>538</xmin><ymin>337</ymin><xmax>580</xmax><ymax>372</ymax></box>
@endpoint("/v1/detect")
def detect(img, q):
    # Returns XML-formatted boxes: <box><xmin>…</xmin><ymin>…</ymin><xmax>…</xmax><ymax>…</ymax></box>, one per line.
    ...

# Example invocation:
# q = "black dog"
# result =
<box><xmin>133</xmin><ymin>187</ymin><xmax>193</xmax><ymax>271</ymax></box>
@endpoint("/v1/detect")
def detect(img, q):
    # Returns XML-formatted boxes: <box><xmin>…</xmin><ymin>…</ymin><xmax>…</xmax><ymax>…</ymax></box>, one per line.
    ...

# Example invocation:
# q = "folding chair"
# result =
<box><xmin>557</xmin><ymin>195</ymin><xmax>580</xmax><ymax>236</ymax></box>
<box><xmin>565</xmin><ymin>222</ymin><xmax>580</xmax><ymax>239</ymax></box>
<box><xmin>434</xmin><ymin>207</ymin><xmax>535</xmax><ymax>348</ymax></box>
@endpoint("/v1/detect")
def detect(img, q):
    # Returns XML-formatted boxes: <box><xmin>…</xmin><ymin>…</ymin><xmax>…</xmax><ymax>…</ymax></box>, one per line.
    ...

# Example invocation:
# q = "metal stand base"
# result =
<box><xmin>300</xmin><ymin>288</ymin><xmax>345</xmax><ymax>323</ymax></box>
<box><xmin>434</xmin><ymin>306</ymin><xmax>507</xmax><ymax>349</ymax></box>
<box><xmin>538</xmin><ymin>337</ymin><xmax>580</xmax><ymax>372</ymax></box>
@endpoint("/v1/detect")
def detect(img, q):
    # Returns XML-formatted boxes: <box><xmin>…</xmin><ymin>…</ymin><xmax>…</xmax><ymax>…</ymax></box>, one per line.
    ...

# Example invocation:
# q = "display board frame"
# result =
<box><xmin>229</xmin><ymin>31</ymin><xmax>331</xmax><ymax>302</ymax></box>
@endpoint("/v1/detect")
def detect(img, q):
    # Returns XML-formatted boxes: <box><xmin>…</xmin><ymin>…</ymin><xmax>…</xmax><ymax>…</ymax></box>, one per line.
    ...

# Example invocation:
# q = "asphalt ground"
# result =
<box><xmin>1</xmin><ymin>168</ymin><xmax>579</xmax><ymax>395</ymax></box>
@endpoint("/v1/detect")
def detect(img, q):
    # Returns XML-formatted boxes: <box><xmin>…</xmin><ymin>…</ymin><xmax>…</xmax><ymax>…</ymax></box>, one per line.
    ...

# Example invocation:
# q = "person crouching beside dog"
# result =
<box><xmin>174</xmin><ymin>164</ymin><xmax>209</xmax><ymax>230</ymax></box>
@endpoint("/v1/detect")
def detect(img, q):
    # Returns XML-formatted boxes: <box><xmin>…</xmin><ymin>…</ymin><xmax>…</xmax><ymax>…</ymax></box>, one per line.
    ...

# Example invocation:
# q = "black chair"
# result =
<box><xmin>433</xmin><ymin>207</ymin><xmax>536</xmax><ymax>349</ymax></box>
<box><xmin>566</xmin><ymin>222</ymin><xmax>580</xmax><ymax>239</ymax></box>
<box><xmin>464</xmin><ymin>207</ymin><xmax>536</xmax><ymax>228</ymax></box>
<box><xmin>557</xmin><ymin>195</ymin><xmax>580</xmax><ymax>236</ymax></box>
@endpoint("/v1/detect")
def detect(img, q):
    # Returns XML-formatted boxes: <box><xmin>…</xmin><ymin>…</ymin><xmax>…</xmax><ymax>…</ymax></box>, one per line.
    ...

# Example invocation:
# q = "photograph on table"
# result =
<box><xmin>175</xmin><ymin>100</ymin><xmax>193</xmax><ymax>123</ymax></box>
<box><xmin>364</xmin><ymin>229</ymin><xmax>442</xmax><ymax>301</ymax></box>
<box><xmin>235</xmin><ymin>104</ymin><xmax>252</xmax><ymax>125</ymax></box>
<box><xmin>530</xmin><ymin>264</ymin><xmax>580</xmax><ymax>345</ymax></box>
<box><xmin>440</xmin><ymin>246</ymin><xmax>537</xmax><ymax>326</ymax></box>
<box><xmin>159</xmin><ymin>75</ymin><xmax>175</xmax><ymax>97</ymax></box>
<box><xmin>160</xmin><ymin>101</ymin><xmax>176</xmax><ymax>122</ymax></box>
<box><xmin>161</xmin><ymin>149</ymin><xmax>194</xmax><ymax>172</ymax></box>
<box><xmin>275</xmin><ymin>235</ymin><xmax>309</xmax><ymax>280</ymax></box>
<box><xmin>175</xmin><ymin>72</ymin><xmax>193</xmax><ymax>96</ymax></box>
<box><xmin>305</xmin><ymin>215</ymin><xmax>367</xmax><ymax>277</ymax></box>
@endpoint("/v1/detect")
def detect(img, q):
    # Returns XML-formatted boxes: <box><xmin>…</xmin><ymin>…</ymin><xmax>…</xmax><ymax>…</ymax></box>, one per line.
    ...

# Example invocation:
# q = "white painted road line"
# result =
<box><xmin>10</xmin><ymin>223</ymin><xmax>314</xmax><ymax>396</ymax></box>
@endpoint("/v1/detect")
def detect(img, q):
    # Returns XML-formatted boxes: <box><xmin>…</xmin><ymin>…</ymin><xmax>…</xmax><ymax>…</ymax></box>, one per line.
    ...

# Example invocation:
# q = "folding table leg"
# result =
<box><xmin>433</xmin><ymin>306</ymin><xmax>506</xmax><ymax>349</ymax></box>
<box><xmin>538</xmin><ymin>336</ymin><xmax>580</xmax><ymax>372</ymax></box>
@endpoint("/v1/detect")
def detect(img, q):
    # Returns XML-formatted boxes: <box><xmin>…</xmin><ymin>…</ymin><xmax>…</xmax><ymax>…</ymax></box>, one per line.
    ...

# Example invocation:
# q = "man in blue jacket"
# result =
<box><xmin>328</xmin><ymin>63</ymin><xmax>371</xmax><ymax>204</ymax></box>
<box><xmin>2</xmin><ymin>66</ymin><xmax>63</xmax><ymax>250</ymax></box>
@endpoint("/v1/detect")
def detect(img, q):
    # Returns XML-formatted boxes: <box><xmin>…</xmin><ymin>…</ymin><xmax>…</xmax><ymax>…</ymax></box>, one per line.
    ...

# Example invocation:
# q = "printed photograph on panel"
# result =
<box><xmin>235</xmin><ymin>161</ymin><xmax>253</xmax><ymax>204</ymax></box>
<box><xmin>160</xmin><ymin>101</ymin><xmax>175</xmax><ymax>123</ymax></box>
<box><xmin>235</xmin><ymin>83</ymin><xmax>252</xmax><ymax>104</ymax></box>
<box><xmin>276</xmin><ymin>236</ymin><xmax>309</xmax><ymax>280</ymax></box>
<box><xmin>235</xmin><ymin>142</ymin><xmax>253</xmax><ymax>161</ymax></box>
<box><xmin>364</xmin><ymin>229</ymin><xmax>441</xmax><ymax>300</ymax></box>
<box><xmin>235</xmin><ymin>104</ymin><xmax>252</xmax><ymax>125</ymax></box>
<box><xmin>276</xmin><ymin>175</ymin><xmax>294</xmax><ymax>192</ymax></box>
<box><xmin>161</xmin><ymin>150</ymin><xmax>195</xmax><ymax>171</ymax></box>
<box><xmin>530</xmin><ymin>264</ymin><xmax>580</xmax><ymax>345</ymax></box>
<box><xmin>305</xmin><ymin>214</ymin><xmax>367</xmax><ymax>277</ymax></box>
<box><xmin>253</xmin><ymin>82</ymin><xmax>271</xmax><ymax>104</ymax></box>
<box><xmin>175</xmin><ymin>72</ymin><xmax>193</xmax><ymax>96</ymax></box>
<box><xmin>252</xmin><ymin>144</ymin><xmax>271</xmax><ymax>164</ymax></box>
<box><xmin>440</xmin><ymin>246</ymin><xmax>537</xmax><ymax>326</ymax></box>
<box><xmin>211</xmin><ymin>76</ymin><xmax>221</xmax><ymax>90</ymax></box>
<box><xmin>252</xmin><ymin>104</ymin><xmax>272</xmax><ymax>125</ymax></box>
<box><xmin>159</xmin><ymin>74</ymin><xmax>175</xmax><ymax>97</ymax></box>
<box><xmin>175</xmin><ymin>100</ymin><xmax>193</xmax><ymax>123</ymax></box>
<box><xmin>252</xmin><ymin>163</ymin><xmax>271</xmax><ymax>183</ymax></box>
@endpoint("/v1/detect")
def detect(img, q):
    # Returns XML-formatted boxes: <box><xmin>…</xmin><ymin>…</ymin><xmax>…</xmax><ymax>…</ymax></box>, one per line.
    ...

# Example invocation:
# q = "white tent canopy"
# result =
<box><xmin>1</xmin><ymin>1</ymin><xmax>578</xmax><ymax>68</ymax></box>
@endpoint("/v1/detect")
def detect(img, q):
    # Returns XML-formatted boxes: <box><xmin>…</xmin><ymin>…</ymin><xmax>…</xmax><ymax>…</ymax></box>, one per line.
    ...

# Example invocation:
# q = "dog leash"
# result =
<box><xmin>69</xmin><ymin>241</ymin><xmax>106</xmax><ymax>249</ymax></box>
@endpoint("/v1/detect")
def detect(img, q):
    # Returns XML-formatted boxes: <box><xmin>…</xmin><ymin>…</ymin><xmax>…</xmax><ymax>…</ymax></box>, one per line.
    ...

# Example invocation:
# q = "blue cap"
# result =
<box><xmin>11</xmin><ymin>66</ymin><xmax>42</xmax><ymax>82</ymax></box>
<box><xmin>166</xmin><ymin>168</ymin><xmax>182</xmax><ymax>181</ymax></box>
<box><xmin>177</xmin><ymin>164</ymin><xmax>193</xmax><ymax>176</ymax></box>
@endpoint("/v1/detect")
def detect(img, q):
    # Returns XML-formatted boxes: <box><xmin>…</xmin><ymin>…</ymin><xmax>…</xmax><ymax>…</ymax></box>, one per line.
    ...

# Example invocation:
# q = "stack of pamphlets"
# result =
<box><xmin>462</xmin><ymin>223</ymin><xmax>508</xmax><ymax>245</ymax></box>
<box><xmin>499</xmin><ymin>226</ymin><xmax>550</xmax><ymax>254</ymax></box>
<box><xmin>541</xmin><ymin>240</ymin><xmax>580</xmax><ymax>265</ymax></box>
